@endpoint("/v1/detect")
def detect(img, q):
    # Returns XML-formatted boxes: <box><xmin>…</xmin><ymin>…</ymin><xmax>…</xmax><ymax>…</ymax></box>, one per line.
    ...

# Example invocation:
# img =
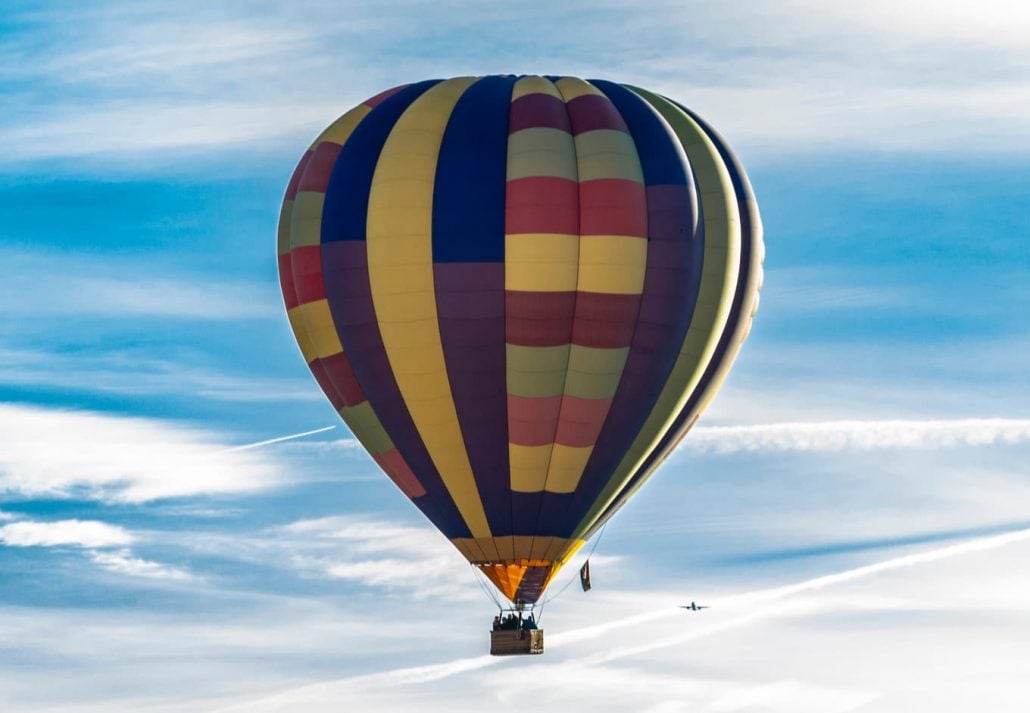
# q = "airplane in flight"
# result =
<box><xmin>680</xmin><ymin>602</ymin><xmax>709</xmax><ymax>611</ymax></box>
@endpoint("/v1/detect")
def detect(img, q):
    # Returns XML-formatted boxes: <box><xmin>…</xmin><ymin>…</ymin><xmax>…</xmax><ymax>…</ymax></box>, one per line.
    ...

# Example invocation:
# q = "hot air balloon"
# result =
<box><xmin>277</xmin><ymin>75</ymin><xmax>763</xmax><ymax>654</ymax></box>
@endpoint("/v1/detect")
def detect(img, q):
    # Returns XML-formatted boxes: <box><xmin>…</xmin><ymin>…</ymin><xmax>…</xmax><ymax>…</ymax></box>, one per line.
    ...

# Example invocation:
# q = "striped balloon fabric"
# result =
<box><xmin>278</xmin><ymin>76</ymin><xmax>763</xmax><ymax>604</ymax></box>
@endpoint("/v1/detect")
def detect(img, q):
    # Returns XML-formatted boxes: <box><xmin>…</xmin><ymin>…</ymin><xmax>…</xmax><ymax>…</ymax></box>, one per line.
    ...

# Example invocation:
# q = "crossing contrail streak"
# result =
<box><xmin>223</xmin><ymin>426</ymin><xmax>336</xmax><ymax>451</ymax></box>
<box><xmin>214</xmin><ymin>525</ymin><xmax>1030</xmax><ymax>711</ymax></box>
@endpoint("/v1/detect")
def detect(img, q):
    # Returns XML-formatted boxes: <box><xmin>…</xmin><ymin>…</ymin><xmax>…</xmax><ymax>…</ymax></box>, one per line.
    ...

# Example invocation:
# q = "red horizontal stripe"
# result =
<box><xmin>509</xmin><ymin>93</ymin><xmax>571</xmax><ymax>134</ymax></box>
<box><xmin>322</xmin><ymin>351</ymin><xmax>366</xmax><ymax>407</ymax></box>
<box><xmin>278</xmin><ymin>253</ymin><xmax>298</xmax><ymax>310</ymax></box>
<box><xmin>364</xmin><ymin>84</ymin><xmax>408</xmax><ymax>108</ymax></box>
<box><xmin>506</xmin><ymin>177</ymin><xmax>579</xmax><ymax>235</ymax></box>
<box><xmin>567</xmin><ymin>94</ymin><xmax>629</xmax><ymax>134</ymax></box>
<box><xmin>297</xmin><ymin>141</ymin><xmax>341</xmax><ymax>194</ymax></box>
<box><xmin>571</xmin><ymin>292</ymin><xmax>641</xmax><ymax>348</ymax></box>
<box><xmin>284</xmin><ymin>150</ymin><xmax>312</xmax><ymax>200</ymax></box>
<box><xmin>308</xmin><ymin>359</ymin><xmax>345</xmax><ymax>410</ymax></box>
<box><xmin>505</xmin><ymin>291</ymin><xmax>576</xmax><ymax>346</ymax></box>
<box><xmin>580</xmin><ymin>179</ymin><xmax>647</xmax><ymax>236</ymax></box>
<box><xmin>290</xmin><ymin>245</ymin><xmax>327</xmax><ymax>305</ymax></box>
<box><xmin>507</xmin><ymin>394</ymin><xmax>562</xmax><ymax>446</ymax></box>
<box><xmin>554</xmin><ymin>395</ymin><xmax>613</xmax><ymax>447</ymax></box>
<box><xmin>373</xmin><ymin>449</ymin><xmax>427</xmax><ymax>498</ymax></box>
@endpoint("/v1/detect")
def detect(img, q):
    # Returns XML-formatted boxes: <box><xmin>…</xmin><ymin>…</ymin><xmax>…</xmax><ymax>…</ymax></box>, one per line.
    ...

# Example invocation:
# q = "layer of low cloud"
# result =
<box><xmin>0</xmin><ymin>402</ymin><xmax>286</xmax><ymax>502</ymax></box>
<box><xmin>684</xmin><ymin>418</ymin><xmax>1030</xmax><ymax>455</ymax></box>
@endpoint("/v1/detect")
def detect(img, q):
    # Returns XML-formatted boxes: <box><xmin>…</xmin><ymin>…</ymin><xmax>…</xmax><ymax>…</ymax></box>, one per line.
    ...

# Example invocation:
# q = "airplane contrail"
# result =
<box><xmin>223</xmin><ymin>426</ymin><xmax>336</xmax><ymax>452</ymax></box>
<box><xmin>575</xmin><ymin>526</ymin><xmax>1030</xmax><ymax>665</ymax></box>
<box><xmin>214</xmin><ymin>525</ymin><xmax>1030</xmax><ymax>711</ymax></box>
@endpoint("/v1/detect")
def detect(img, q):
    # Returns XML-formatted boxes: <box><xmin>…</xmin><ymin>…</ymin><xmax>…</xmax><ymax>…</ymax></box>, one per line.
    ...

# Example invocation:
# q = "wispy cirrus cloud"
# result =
<box><xmin>1</xmin><ymin>1</ymin><xmax>1029</xmax><ymax>167</ymax></box>
<box><xmin>0</xmin><ymin>402</ymin><xmax>289</xmax><ymax>502</ymax></box>
<box><xmin>0</xmin><ymin>248</ymin><xmax>278</xmax><ymax>320</ymax></box>
<box><xmin>0</xmin><ymin>347</ymin><xmax>319</xmax><ymax>402</ymax></box>
<box><xmin>89</xmin><ymin>550</ymin><xmax>194</xmax><ymax>581</ymax></box>
<box><xmin>683</xmin><ymin>418</ymin><xmax>1030</xmax><ymax>455</ymax></box>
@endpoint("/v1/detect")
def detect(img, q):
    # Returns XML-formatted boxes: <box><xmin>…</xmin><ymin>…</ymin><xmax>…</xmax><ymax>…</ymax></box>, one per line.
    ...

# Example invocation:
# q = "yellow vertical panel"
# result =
<box><xmin>365</xmin><ymin>77</ymin><xmax>491</xmax><ymax>540</ymax></box>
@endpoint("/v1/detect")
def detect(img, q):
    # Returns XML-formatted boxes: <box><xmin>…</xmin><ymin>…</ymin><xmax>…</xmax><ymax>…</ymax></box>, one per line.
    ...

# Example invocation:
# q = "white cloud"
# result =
<box><xmin>227</xmin><ymin>426</ymin><xmax>336</xmax><ymax>451</ymax></box>
<box><xmin>277</xmin><ymin>516</ymin><xmax>479</xmax><ymax>600</ymax></box>
<box><xmin>0</xmin><ymin>402</ymin><xmax>287</xmax><ymax>502</ymax></box>
<box><xmin>1</xmin><ymin>1</ymin><xmax>1029</xmax><ymax>165</ymax></box>
<box><xmin>89</xmin><ymin>550</ymin><xmax>194</xmax><ymax>581</ymax></box>
<box><xmin>272</xmin><ymin>438</ymin><xmax>363</xmax><ymax>454</ymax></box>
<box><xmin>683</xmin><ymin>419</ymin><xmax>1030</xmax><ymax>455</ymax></box>
<box><xmin>212</xmin><ymin>527</ymin><xmax>1030</xmax><ymax>713</ymax></box>
<box><xmin>0</xmin><ymin>519</ymin><xmax>132</xmax><ymax>548</ymax></box>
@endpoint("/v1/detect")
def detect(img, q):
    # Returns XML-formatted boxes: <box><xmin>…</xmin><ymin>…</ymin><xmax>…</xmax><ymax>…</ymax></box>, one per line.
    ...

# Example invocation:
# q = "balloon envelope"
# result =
<box><xmin>278</xmin><ymin>76</ymin><xmax>763</xmax><ymax>603</ymax></box>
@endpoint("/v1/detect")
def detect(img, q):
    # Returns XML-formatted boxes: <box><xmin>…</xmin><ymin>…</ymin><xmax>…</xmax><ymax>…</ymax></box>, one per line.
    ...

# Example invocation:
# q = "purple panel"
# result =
<box><xmin>514</xmin><ymin>566</ymin><xmax>549</xmax><ymax>604</ymax></box>
<box><xmin>321</xmin><ymin>241</ymin><xmax>472</xmax><ymax>539</ymax></box>
<box><xmin>435</xmin><ymin>263</ymin><xmax>512</xmax><ymax>537</ymax></box>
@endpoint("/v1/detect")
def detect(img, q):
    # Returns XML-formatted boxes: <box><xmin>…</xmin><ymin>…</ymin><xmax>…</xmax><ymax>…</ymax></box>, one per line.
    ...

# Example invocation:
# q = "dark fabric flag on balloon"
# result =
<box><xmin>580</xmin><ymin>560</ymin><xmax>592</xmax><ymax>592</ymax></box>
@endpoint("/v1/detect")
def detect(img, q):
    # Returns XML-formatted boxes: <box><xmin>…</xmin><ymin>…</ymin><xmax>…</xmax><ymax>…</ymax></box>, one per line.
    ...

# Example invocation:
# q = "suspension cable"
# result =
<box><xmin>470</xmin><ymin>565</ymin><xmax>503</xmax><ymax>611</ymax></box>
<box><xmin>537</xmin><ymin>522</ymin><xmax>608</xmax><ymax>622</ymax></box>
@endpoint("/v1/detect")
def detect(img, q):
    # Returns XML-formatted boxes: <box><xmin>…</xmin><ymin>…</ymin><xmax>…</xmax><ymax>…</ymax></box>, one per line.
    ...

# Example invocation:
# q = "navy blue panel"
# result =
<box><xmin>432</xmin><ymin>75</ymin><xmax>516</xmax><ymax>263</ymax></box>
<box><xmin>321</xmin><ymin>80</ymin><xmax>440</xmax><ymax>243</ymax></box>
<box><xmin>590</xmin><ymin>80</ymin><xmax>691</xmax><ymax>186</ymax></box>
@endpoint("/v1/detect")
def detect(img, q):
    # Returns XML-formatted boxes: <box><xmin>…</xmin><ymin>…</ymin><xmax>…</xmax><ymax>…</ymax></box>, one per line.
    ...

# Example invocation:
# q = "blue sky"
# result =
<box><xmin>1</xmin><ymin>1</ymin><xmax>1029</xmax><ymax>711</ymax></box>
